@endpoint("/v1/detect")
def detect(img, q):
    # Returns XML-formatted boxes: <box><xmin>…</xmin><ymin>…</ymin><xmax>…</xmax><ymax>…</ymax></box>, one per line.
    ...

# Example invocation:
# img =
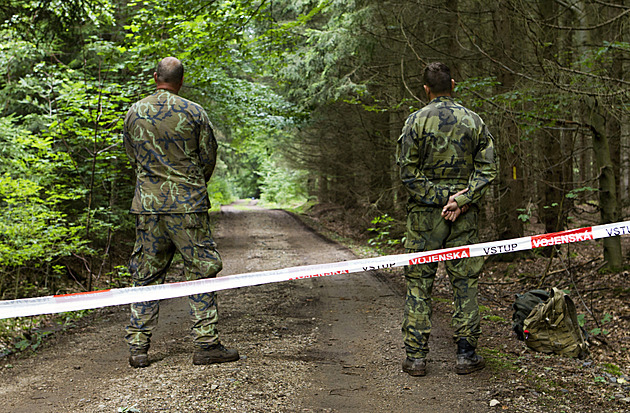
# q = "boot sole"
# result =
<box><xmin>455</xmin><ymin>359</ymin><xmax>486</xmax><ymax>375</ymax></box>
<box><xmin>403</xmin><ymin>367</ymin><xmax>427</xmax><ymax>377</ymax></box>
<box><xmin>129</xmin><ymin>355</ymin><xmax>149</xmax><ymax>368</ymax></box>
<box><xmin>402</xmin><ymin>359</ymin><xmax>427</xmax><ymax>376</ymax></box>
<box><xmin>192</xmin><ymin>354</ymin><xmax>240</xmax><ymax>365</ymax></box>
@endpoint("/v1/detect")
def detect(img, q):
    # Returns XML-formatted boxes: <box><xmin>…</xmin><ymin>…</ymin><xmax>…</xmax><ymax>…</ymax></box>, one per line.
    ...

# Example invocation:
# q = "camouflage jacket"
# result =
<box><xmin>397</xmin><ymin>96</ymin><xmax>497</xmax><ymax>208</ymax></box>
<box><xmin>123</xmin><ymin>89</ymin><xmax>218</xmax><ymax>214</ymax></box>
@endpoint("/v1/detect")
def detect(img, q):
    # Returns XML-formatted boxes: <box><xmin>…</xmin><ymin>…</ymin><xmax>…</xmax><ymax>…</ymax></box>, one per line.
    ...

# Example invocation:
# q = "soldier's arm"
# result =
<box><xmin>397</xmin><ymin>116</ymin><xmax>452</xmax><ymax>207</ymax></box>
<box><xmin>454</xmin><ymin>124</ymin><xmax>498</xmax><ymax>207</ymax></box>
<box><xmin>123</xmin><ymin>110</ymin><xmax>137</xmax><ymax>170</ymax></box>
<box><xmin>198</xmin><ymin>110</ymin><xmax>218</xmax><ymax>182</ymax></box>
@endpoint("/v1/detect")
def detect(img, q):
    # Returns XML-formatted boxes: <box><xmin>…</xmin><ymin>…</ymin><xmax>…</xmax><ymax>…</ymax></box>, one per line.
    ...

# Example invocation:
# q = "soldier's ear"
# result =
<box><xmin>174</xmin><ymin>76</ymin><xmax>184</xmax><ymax>93</ymax></box>
<box><xmin>423</xmin><ymin>85</ymin><xmax>430</xmax><ymax>98</ymax></box>
<box><xmin>451</xmin><ymin>79</ymin><xmax>455</xmax><ymax>92</ymax></box>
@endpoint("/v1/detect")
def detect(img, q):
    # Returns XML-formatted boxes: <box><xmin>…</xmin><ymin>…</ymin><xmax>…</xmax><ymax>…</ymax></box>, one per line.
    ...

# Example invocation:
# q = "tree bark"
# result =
<box><xmin>585</xmin><ymin>96</ymin><xmax>622</xmax><ymax>269</ymax></box>
<box><xmin>493</xmin><ymin>3</ymin><xmax>525</xmax><ymax>242</ymax></box>
<box><xmin>536</xmin><ymin>0</ymin><xmax>570</xmax><ymax>236</ymax></box>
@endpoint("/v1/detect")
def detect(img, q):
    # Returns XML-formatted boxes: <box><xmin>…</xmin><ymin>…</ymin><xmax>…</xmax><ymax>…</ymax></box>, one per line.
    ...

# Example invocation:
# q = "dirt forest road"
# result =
<box><xmin>0</xmin><ymin>201</ymin><xmax>495</xmax><ymax>412</ymax></box>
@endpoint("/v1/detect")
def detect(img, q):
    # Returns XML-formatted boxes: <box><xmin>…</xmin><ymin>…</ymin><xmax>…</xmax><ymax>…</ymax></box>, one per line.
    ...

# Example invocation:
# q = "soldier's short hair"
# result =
<box><xmin>423</xmin><ymin>62</ymin><xmax>451</xmax><ymax>94</ymax></box>
<box><xmin>156</xmin><ymin>57</ymin><xmax>184</xmax><ymax>85</ymax></box>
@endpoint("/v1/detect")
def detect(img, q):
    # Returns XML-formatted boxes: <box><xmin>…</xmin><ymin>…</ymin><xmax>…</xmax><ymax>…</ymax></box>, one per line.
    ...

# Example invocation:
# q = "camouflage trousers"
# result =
<box><xmin>402</xmin><ymin>205</ymin><xmax>484</xmax><ymax>359</ymax></box>
<box><xmin>125</xmin><ymin>213</ymin><xmax>223</xmax><ymax>351</ymax></box>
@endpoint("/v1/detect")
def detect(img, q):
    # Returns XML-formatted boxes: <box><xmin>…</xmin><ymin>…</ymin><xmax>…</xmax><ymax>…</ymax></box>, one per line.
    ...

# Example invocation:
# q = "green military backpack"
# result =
<box><xmin>512</xmin><ymin>289</ymin><xmax>550</xmax><ymax>340</ymax></box>
<box><xmin>522</xmin><ymin>287</ymin><xmax>590</xmax><ymax>359</ymax></box>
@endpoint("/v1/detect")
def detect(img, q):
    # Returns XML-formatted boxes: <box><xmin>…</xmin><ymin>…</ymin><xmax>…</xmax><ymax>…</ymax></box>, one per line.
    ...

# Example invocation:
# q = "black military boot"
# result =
<box><xmin>129</xmin><ymin>347</ymin><xmax>149</xmax><ymax>368</ymax></box>
<box><xmin>402</xmin><ymin>357</ymin><xmax>427</xmax><ymax>376</ymax></box>
<box><xmin>455</xmin><ymin>338</ymin><xmax>485</xmax><ymax>375</ymax></box>
<box><xmin>193</xmin><ymin>343</ymin><xmax>240</xmax><ymax>365</ymax></box>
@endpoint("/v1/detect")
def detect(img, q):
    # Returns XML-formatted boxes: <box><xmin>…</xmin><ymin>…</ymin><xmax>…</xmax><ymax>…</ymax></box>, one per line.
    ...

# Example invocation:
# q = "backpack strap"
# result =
<box><xmin>556</xmin><ymin>288</ymin><xmax>589</xmax><ymax>359</ymax></box>
<box><xmin>523</xmin><ymin>287</ymin><xmax>590</xmax><ymax>359</ymax></box>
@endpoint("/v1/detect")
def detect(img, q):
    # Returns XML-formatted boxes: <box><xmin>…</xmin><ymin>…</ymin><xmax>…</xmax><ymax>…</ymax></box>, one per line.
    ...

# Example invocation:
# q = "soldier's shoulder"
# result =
<box><xmin>412</xmin><ymin>102</ymin><xmax>443</xmax><ymax>120</ymax></box>
<box><xmin>406</xmin><ymin>102</ymin><xmax>433</xmax><ymax>117</ymax></box>
<box><xmin>126</xmin><ymin>95</ymin><xmax>149</xmax><ymax>119</ymax></box>
<box><xmin>453</xmin><ymin>101</ymin><xmax>485</xmax><ymax>124</ymax></box>
<box><xmin>176</xmin><ymin>95</ymin><xmax>208</xmax><ymax>117</ymax></box>
<box><xmin>173</xmin><ymin>93</ymin><xmax>199</xmax><ymax>107</ymax></box>
<box><xmin>138</xmin><ymin>91</ymin><xmax>160</xmax><ymax>103</ymax></box>
<box><xmin>452</xmin><ymin>100</ymin><xmax>479</xmax><ymax>116</ymax></box>
<box><xmin>128</xmin><ymin>92</ymin><xmax>157</xmax><ymax>109</ymax></box>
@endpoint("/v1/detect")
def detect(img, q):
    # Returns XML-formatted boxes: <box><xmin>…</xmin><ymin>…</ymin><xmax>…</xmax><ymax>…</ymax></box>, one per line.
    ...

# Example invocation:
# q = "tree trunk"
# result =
<box><xmin>585</xmin><ymin>96</ymin><xmax>622</xmax><ymax>269</ymax></box>
<box><xmin>493</xmin><ymin>3</ymin><xmax>525</xmax><ymax>242</ymax></box>
<box><xmin>580</xmin><ymin>0</ymin><xmax>623</xmax><ymax>270</ymax></box>
<box><xmin>536</xmin><ymin>0</ymin><xmax>569</xmax><ymax>236</ymax></box>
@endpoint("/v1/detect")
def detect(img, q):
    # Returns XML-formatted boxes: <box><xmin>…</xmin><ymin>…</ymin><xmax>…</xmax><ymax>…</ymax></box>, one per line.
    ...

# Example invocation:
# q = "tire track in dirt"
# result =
<box><xmin>0</xmin><ymin>201</ymin><xmax>492</xmax><ymax>412</ymax></box>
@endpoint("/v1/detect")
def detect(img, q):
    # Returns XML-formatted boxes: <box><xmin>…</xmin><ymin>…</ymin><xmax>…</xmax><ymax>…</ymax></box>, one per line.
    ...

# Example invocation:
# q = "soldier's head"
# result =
<box><xmin>154</xmin><ymin>57</ymin><xmax>184</xmax><ymax>94</ymax></box>
<box><xmin>423</xmin><ymin>62</ymin><xmax>454</xmax><ymax>99</ymax></box>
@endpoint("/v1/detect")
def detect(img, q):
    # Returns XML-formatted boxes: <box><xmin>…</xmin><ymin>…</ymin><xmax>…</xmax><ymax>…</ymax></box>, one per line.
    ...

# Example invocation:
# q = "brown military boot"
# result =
<box><xmin>193</xmin><ymin>343</ymin><xmax>239</xmax><ymax>365</ymax></box>
<box><xmin>129</xmin><ymin>347</ymin><xmax>149</xmax><ymax>368</ymax></box>
<box><xmin>402</xmin><ymin>356</ymin><xmax>427</xmax><ymax>376</ymax></box>
<box><xmin>455</xmin><ymin>338</ymin><xmax>485</xmax><ymax>375</ymax></box>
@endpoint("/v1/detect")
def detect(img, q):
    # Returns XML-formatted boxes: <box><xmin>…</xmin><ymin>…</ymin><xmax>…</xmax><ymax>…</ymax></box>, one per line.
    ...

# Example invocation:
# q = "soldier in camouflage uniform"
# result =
<box><xmin>397</xmin><ymin>62</ymin><xmax>497</xmax><ymax>376</ymax></box>
<box><xmin>123</xmin><ymin>57</ymin><xmax>238</xmax><ymax>368</ymax></box>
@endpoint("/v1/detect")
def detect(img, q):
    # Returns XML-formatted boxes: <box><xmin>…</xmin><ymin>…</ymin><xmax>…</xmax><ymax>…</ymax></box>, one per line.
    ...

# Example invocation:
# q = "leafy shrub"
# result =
<box><xmin>0</xmin><ymin>117</ymin><xmax>88</xmax><ymax>299</ymax></box>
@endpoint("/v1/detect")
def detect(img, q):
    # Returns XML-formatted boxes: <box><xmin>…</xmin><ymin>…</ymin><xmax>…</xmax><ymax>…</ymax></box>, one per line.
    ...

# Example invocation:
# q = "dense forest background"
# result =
<box><xmin>0</xmin><ymin>0</ymin><xmax>629</xmax><ymax>302</ymax></box>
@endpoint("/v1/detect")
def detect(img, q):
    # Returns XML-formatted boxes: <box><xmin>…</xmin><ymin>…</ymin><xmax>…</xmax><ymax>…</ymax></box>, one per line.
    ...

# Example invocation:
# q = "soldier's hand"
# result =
<box><xmin>442</xmin><ymin>207</ymin><xmax>462</xmax><ymax>222</ymax></box>
<box><xmin>442</xmin><ymin>188</ymin><xmax>469</xmax><ymax>222</ymax></box>
<box><xmin>442</xmin><ymin>189</ymin><xmax>467</xmax><ymax>215</ymax></box>
<box><xmin>443</xmin><ymin>202</ymin><xmax>470</xmax><ymax>222</ymax></box>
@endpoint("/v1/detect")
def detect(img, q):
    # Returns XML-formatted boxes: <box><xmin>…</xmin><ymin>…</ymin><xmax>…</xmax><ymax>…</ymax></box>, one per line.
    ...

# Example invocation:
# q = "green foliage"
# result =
<box><xmin>516</xmin><ymin>186</ymin><xmax>596</xmax><ymax>225</ymax></box>
<box><xmin>124</xmin><ymin>0</ymin><xmax>261</xmax><ymax>66</ymax></box>
<box><xmin>1</xmin><ymin>314</ymin><xmax>51</xmax><ymax>356</ymax></box>
<box><xmin>479</xmin><ymin>304</ymin><xmax>506</xmax><ymax>322</ymax></box>
<box><xmin>0</xmin><ymin>308</ymin><xmax>93</xmax><ymax>357</ymax></box>
<box><xmin>484</xmin><ymin>315</ymin><xmax>507</xmax><ymax>323</ymax></box>
<box><xmin>259</xmin><ymin>163</ymin><xmax>309</xmax><ymax>206</ymax></box>
<box><xmin>0</xmin><ymin>116</ymin><xmax>89</xmax><ymax>298</ymax></box>
<box><xmin>564</xmin><ymin>186</ymin><xmax>598</xmax><ymax>199</ymax></box>
<box><xmin>121</xmin><ymin>0</ymin><xmax>308</xmax><ymax>210</ymax></box>
<box><xmin>367</xmin><ymin>214</ymin><xmax>400</xmax><ymax>249</ymax></box>
<box><xmin>454</xmin><ymin>76</ymin><xmax>500</xmax><ymax>112</ymax></box>
<box><xmin>208</xmin><ymin>177</ymin><xmax>237</xmax><ymax>210</ymax></box>
<box><xmin>0</xmin><ymin>0</ymin><xmax>114</xmax><ymax>44</ymax></box>
<box><xmin>13</xmin><ymin>329</ymin><xmax>53</xmax><ymax>352</ymax></box>
<box><xmin>590</xmin><ymin>313</ymin><xmax>612</xmax><ymax>336</ymax></box>
<box><xmin>275</xmin><ymin>0</ymin><xmax>374</xmax><ymax>108</ymax></box>
<box><xmin>44</xmin><ymin>52</ymin><xmax>135</xmax><ymax>229</ymax></box>
<box><xmin>577</xmin><ymin>312</ymin><xmax>612</xmax><ymax>336</ymax></box>
<box><xmin>106</xmin><ymin>265</ymin><xmax>132</xmax><ymax>289</ymax></box>
<box><xmin>516</xmin><ymin>205</ymin><xmax>534</xmax><ymax>223</ymax></box>
<box><xmin>602</xmin><ymin>362</ymin><xmax>621</xmax><ymax>377</ymax></box>
<box><xmin>0</xmin><ymin>0</ymin><xmax>316</xmax><ymax>301</ymax></box>
<box><xmin>0</xmin><ymin>6</ymin><xmax>138</xmax><ymax>296</ymax></box>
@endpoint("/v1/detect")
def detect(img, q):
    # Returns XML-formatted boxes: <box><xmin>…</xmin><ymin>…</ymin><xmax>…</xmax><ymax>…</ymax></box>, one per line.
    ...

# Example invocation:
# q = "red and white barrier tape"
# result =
<box><xmin>1</xmin><ymin>221</ymin><xmax>629</xmax><ymax>319</ymax></box>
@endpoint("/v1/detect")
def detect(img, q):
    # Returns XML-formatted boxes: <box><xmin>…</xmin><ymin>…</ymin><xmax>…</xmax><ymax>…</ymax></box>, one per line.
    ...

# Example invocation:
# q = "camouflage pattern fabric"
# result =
<box><xmin>123</xmin><ymin>89</ymin><xmax>218</xmax><ymax>214</ymax></box>
<box><xmin>397</xmin><ymin>96</ymin><xmax>497</xmax><ymax>359</ymax></box>
<box><xmin>123</xmin><ymin>88</ymin><xmax>223</xmax><ymax>351</ymax></box>
<box><xmin>397</xmin><ymin>96</ymin><xmax>496</xmax><ymax>211</ymax></box>
<box><xmin>125</xmin><ymin>213</ymin><xmax>223</xmax><ymax>350</ymax></box>
<box><xmin>401</xmin><ymin>206</ymin><xmax>483</xmax><ymax>358</ymax></box>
